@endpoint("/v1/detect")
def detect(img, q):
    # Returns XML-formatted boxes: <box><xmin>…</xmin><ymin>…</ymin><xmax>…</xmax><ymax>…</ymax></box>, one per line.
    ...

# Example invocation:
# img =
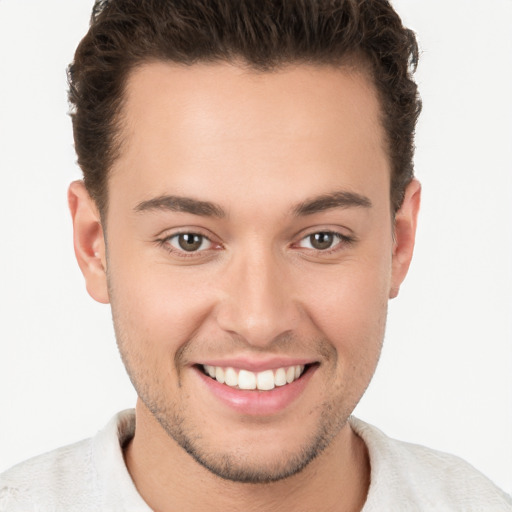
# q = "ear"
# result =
<box><xmin>68</xmin><ymin>181</ymin><xmax>109</xmax><ymax>304</ymax></box>
<box><xmin>389</xmin><ymin>179</ymin><xmax>421</xmax><ymax>299</ymax></box>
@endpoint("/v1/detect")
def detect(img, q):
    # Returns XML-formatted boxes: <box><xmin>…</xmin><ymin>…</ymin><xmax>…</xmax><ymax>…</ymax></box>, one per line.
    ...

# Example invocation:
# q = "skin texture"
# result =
<box><xmin>69</xmin><ymin>62</ymin><xmax>420</xmax><ymax>511</ymax></box>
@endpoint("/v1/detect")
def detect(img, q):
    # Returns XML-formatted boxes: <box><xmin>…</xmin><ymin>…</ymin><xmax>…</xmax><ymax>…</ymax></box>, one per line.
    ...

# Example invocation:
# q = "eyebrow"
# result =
<box><xmin>134</xmin><ymin>189</ymin><xmax>372</xmax><ymax>218</ymax></box>
<box><xmin>292</xmin><ymin>191</ymin><xmax>372</xmax><ymax>216</ymax></box>
<box><xmin>135</xmin><ymin>195</ymin><xmax>226</xmax><ymax>218</ymax></box>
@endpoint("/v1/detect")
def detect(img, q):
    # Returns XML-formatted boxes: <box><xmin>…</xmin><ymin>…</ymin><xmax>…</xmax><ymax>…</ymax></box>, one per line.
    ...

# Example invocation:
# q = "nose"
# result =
<box><xmin>215</xmin><ymin>247</ymin><xmax>301</xmax><ymax>347</ymax></box>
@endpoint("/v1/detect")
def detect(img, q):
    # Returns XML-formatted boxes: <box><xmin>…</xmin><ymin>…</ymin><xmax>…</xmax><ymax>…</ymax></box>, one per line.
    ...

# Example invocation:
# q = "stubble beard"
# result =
<box><xmin>145</xmin><ymin>390</ymin><xmax>351</xmax><ymax>484</ymax></box>
<box><xmin>116</xmin><ymin>336</ymin><xmax>365</xmax><ymax>485</ymax></box>
<box><xmin>109</xmin><ymin>282</ymin><xmax>384</xmax><ymax>485</ymax></box>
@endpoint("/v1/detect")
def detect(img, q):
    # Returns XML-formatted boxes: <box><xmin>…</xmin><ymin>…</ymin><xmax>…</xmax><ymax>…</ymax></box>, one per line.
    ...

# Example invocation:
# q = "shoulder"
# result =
<box><xmin>350</xmin><ymin>417</ymin><xmax>512</xmax><ymax>512</ymax></box>
<box><xmin>0</xmin><ymin>437</ymin><xmax>96</xmax><ymax>511</ymax></box>
<box><xmin>0</xmin><ymin>410</ymin><xmax>146</xmax><ymax>512</ymax></box>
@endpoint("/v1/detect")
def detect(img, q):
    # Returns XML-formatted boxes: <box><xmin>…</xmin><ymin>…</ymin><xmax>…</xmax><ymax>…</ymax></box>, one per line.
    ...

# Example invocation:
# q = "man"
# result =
<box><xmin>0</xmin><ymin>0</ymin><xmax>511</xmax><ymax>510</ymax></box>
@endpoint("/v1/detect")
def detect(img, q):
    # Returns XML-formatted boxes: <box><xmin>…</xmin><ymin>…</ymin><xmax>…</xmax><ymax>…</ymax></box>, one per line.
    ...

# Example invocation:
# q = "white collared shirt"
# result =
<box><xmin>1</xmin><ymin>410</ymin><xmax>511</xmax><ymax>511</ymax></box>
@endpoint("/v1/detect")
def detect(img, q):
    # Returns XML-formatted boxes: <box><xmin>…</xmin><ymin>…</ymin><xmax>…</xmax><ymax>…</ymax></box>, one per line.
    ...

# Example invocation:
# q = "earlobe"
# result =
<box><xmin>389</xmin><ymin>179</ymin><xmax>421</xmax><ymax>299</ymax></box>
<box><xmin>68</xmin><ymin>181</ymin><xmax>110</xmax><ymax>304</ymax></box>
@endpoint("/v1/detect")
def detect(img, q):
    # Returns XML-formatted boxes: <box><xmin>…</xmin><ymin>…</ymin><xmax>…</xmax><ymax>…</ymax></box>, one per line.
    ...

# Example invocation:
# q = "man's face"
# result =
<box><xmin>92</xmin><ymin>62</ymin><xmax>411</xmax><ymax>482</ymax></box>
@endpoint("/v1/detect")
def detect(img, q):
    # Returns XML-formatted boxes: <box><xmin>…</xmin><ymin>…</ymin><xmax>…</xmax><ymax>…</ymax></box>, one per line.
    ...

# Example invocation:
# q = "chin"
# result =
<box><xmin>146</xmin><ymin>394</ymin><xmax>350</xmax><ymax>484</ymax></box>
<box><xmin>173</xmin><ymin>431</ymin><xmax>332</xmax><ymax>484</ymax></box>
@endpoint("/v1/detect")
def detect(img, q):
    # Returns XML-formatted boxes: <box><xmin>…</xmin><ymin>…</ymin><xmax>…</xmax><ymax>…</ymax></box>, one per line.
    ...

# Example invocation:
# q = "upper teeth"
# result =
<box><xmin>203</xmin><ymin>364</ymin><xmax>305</xmax><ymax>390</ymax></box>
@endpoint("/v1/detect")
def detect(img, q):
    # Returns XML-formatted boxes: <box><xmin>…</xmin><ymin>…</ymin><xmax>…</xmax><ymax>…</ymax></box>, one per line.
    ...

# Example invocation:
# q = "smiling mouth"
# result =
<box><xmin>198</xmin><ymin>364</ymin><xmax>315</xmax><ymax>391</ymax></box>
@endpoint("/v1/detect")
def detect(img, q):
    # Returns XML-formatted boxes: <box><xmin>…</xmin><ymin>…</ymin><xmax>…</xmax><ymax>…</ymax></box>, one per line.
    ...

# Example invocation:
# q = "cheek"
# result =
<box><xmin>107</xmin><ymin>252</ymin><xmax>217</xmax><ymax>355</ymax></box>
<box><xmin>306</xmin><ymin>269</ymin><xmax>389</xmax><ymax>411</ymax></box>
<box><xmin>300</xmin><ymin>252</ymin><xmax>391</xmax><ymax>360</ymax></box>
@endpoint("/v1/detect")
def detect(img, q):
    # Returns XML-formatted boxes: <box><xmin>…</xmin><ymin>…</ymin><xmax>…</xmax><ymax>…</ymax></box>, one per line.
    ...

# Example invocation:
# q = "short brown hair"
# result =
<box><xmin>68</xmin><ymin>0</ymin><xmax>421</xmax><ymax>215</ymax></box>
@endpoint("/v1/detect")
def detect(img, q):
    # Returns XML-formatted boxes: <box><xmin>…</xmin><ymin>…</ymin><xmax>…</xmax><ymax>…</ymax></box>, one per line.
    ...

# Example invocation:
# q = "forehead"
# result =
<box><xmin>110</xmin><ymin>61</ymin><xmax>389</xmax><ymax>212</ymax></box>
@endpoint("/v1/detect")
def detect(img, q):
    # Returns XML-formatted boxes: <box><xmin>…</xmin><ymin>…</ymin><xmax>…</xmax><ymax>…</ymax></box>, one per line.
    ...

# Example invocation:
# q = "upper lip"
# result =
<box><xmin>194</xmin><ymin>357</ymin><xmax>317</xmax><ymax>372</ymax></box>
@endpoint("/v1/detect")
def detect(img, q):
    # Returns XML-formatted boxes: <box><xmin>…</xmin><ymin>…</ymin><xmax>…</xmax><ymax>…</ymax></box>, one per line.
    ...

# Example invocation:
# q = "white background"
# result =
<box><xmin>0</xmin><ymin>0</ymin><xmax>511</xmax><ymax>494</ymax></box>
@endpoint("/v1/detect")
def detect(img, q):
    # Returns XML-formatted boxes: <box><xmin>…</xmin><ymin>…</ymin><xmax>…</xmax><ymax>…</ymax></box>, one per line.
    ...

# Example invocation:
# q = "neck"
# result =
<box><xmin>124</xmin><ymin>401</ymin><xmax>370</xmax><ymax>512</ymax></box>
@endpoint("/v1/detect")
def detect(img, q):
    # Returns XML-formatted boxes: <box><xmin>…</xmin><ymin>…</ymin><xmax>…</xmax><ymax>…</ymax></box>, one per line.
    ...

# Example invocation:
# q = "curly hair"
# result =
<box><xmin>68</xmin><ymin>0</ymin><xmax>421</xmax><ymax>215</ymax></box>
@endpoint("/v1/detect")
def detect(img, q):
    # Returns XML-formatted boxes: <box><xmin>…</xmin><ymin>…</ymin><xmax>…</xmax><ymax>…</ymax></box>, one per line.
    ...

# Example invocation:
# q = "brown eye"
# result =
<box><xmin>309</xmin><ymin>232</ymin><xmax>335</xmax><ymax>250</ymax></box>
<box><xmin>169</xmin><ymin>233</ymin><xmax>211</xmax><ymax>252</ymax></box>
<box><xmin>179</xmin><ymin>234</ymin><xmax>202</xmax><ymax>251</ymax></box>
<box><xmin>297</xmin><ymin>231</ymin><xmax>347</xmax><ymax>251</ymax></box>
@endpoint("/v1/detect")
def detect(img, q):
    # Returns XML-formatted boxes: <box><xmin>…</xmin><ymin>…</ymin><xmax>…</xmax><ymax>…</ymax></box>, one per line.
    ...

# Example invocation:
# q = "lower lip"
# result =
<box><xmin>194</xmin><ymin>365</ymin><xmax>317</xmax><ymax>416</ymax></box>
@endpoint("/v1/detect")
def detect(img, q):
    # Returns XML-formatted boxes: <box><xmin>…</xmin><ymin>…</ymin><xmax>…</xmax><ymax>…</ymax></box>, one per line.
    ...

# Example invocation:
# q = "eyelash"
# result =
<box><xmin>156</xmin><ymin>231</ymin><xmax>220</xmax><ymax>258</ymax></box>
<box><xmin>156</xmin><ymin>230</ymin><xmax>355</xmax><ymax>258</ymax></box>
<box><xmin>295</xmin><ymin>231</ymin><xmax>355</xmax><ymax>254</ymax></box>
